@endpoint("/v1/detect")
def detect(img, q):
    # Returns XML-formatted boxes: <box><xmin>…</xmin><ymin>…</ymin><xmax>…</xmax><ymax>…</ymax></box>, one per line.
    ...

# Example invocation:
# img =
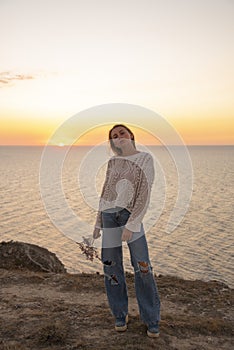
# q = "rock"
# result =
<box><xmin>0</xmin><ymin>241</ymin><xmax>66</xmax><ymax>273</ymax></box>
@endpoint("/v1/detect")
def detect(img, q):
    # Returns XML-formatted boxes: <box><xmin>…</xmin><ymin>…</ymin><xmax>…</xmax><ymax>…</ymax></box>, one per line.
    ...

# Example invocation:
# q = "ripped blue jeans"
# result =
<box><xmin>101</xmin><ymin>208</ymin><xmax>160</xmax><ymax>327</ymax></box>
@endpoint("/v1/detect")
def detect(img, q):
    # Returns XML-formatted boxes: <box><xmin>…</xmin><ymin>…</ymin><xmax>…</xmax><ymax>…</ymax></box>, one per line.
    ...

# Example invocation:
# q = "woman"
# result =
<box><xmin>93</xmin><ymin>124</ymin><xmax>160</xmax><ymax>338</ymax></box>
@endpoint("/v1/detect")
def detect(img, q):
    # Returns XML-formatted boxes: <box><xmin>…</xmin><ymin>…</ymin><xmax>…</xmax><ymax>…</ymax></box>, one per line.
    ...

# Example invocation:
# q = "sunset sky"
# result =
<box><xmin>0</xmin><ymin>0</ymin><xmax>233</xmax><ymax>145</ymax></box>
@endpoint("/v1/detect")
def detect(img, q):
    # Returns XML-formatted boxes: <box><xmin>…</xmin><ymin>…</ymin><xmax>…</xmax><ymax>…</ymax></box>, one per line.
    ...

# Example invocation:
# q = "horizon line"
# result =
<box><xmin>0</xmin><ymin>144</ymin><xmax>233</xmax><ymax>147</ymax></box>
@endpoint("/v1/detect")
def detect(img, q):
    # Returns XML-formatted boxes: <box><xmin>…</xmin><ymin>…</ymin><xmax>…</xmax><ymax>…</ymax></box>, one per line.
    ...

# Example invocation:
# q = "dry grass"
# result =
<box><xmin>36</xmin><ymin>319</ymin><xmax>69</xmax><ymax>345</ymax></box>
<box><xmin>0</xmin><ymin>269</ymin><xmax>233</xmax><ymax>350</ymax></box>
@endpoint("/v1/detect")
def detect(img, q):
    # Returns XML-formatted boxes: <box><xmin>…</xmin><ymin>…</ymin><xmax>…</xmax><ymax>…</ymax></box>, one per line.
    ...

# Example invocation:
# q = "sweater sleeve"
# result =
<box><xmin>94</xmin><ymin>159</ymin><xmax>113</xmax><ymax>229</ymax></box>
<box><xmin>125</xmin><ymin>154</ymin><xmax>155</xmax><ymax>232</ymax></box>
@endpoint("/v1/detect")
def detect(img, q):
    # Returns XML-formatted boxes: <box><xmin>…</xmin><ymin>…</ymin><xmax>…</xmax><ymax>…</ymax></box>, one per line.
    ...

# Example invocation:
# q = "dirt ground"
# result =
<box><xmin>0</xmin><ymin>268</ymin><xmax>233</xmax><ymax>350</ymax></box>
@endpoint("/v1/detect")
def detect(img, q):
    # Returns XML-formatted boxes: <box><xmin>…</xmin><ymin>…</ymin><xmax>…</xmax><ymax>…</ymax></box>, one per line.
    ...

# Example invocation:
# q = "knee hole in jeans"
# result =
<box><xmin>137</xmin><ymin>261</ymin><xmax>151</xmax><ymax>274</ymax></box>
<box><xmin>103</xmin><ymin>260</ymin><xmax>116</xmax><ymax>267</ymax></box>
<box><xmin>103</xmin><ymin>260</ymin><xmax>119</xmax><ymax>285</ymax></box>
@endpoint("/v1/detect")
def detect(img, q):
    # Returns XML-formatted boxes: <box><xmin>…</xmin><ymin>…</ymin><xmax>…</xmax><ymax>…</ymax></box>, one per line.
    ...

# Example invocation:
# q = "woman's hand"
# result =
<box><xmin>93</xmin><ymin>227</ymin><xmax>101</xmax><ymax>239</ymax></box>
<box><xmin>121</xmin><ymin>228</ymin><xmax>133</xmax><ymax>242</ymax></box>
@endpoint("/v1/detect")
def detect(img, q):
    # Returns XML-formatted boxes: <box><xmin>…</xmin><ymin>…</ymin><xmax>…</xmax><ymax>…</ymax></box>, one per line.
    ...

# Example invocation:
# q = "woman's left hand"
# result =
<box><xmin>121</xmin><ymin>228</ymin><xmax>133</xmax><ymax>242</ymax></box>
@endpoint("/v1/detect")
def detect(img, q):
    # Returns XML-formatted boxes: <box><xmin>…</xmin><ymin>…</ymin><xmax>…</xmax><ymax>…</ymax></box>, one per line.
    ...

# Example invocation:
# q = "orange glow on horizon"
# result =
<box><xmin>1</xmin><ymin>114</ymin><xmax>234</xmax><ymax>146</ymax></box>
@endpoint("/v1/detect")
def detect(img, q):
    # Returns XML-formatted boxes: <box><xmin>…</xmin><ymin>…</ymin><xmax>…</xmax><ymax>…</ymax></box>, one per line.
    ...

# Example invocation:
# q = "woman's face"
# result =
<box><xmin>110</xmin><ymin>126</ymin><xmax>133</xmax><ymax>148</ymax></box>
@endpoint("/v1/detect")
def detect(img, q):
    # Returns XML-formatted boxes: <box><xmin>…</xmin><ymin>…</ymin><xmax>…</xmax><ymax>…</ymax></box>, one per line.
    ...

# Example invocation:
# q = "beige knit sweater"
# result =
<box><xmin>95</xmin><ymin>151</ymin><xmax>155</xmax><ymax>232</ymax></box>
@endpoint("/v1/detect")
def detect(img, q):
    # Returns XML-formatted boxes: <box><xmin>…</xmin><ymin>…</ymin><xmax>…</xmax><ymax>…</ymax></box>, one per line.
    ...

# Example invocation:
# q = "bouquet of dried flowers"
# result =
<box><xmin>77</xmin><ymin>236</ymin><xmax>119</xmax><ymax>284</ymax></box>
<box><xmin>76</xmin><ymin>236</ymin><xmax>101</xmax><ymax>262</ymax></box>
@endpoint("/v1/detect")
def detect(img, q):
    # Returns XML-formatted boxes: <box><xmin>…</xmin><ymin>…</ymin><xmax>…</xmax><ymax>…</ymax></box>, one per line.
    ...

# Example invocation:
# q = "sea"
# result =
<box><xmin>0</xmin><ymin>145</ymin><xmax>233</xmax><ymax>288</ymax></box>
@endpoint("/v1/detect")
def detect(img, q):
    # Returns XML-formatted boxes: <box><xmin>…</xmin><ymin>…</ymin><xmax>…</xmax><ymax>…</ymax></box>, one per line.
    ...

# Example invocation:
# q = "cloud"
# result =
<box><xmin>0</xmin><ymin>71</ymin><xmax>34</xmax><ymax>86</ymax></box>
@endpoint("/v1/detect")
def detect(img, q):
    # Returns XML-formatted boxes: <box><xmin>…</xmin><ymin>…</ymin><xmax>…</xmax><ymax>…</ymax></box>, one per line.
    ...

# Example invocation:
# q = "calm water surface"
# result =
<box><xmin>0</xmin><ymin>146</ymin><xmax>233</xmax><ymax>287</ymax></box>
